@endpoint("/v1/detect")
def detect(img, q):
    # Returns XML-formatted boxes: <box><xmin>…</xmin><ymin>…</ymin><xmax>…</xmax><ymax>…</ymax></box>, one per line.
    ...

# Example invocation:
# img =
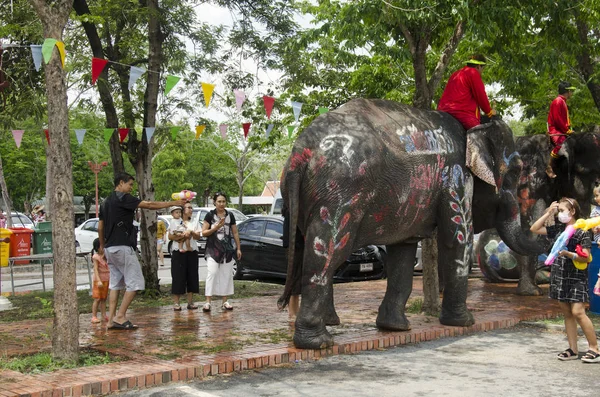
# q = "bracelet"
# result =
<box><xmin>572</xmin><ymin>253</ymin><xmax>577</xmax><ymax>260</ymax></box>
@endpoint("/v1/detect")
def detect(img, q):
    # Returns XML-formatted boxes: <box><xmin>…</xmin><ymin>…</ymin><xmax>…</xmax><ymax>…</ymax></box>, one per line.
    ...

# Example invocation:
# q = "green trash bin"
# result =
<box><xmin>33</xmin><ymin>221</ymin><xmax>53</xmax><ymax>254</ymax></box>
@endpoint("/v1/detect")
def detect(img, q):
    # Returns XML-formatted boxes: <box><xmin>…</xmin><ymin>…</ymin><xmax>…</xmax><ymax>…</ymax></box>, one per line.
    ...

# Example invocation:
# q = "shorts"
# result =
<box><xmin>92</xmin><ymin>279</ymin><xmax>109</xmax><ymax>300</ymax></box>
<box><xmin>104</xmin><ymin>246</ymin><xmax>145</xmax><ymax>292</ymax></box>
<box><xmin>171</xmin><ymin>250</ymin><xmax>200</xmax><ymax>295</ymax></box>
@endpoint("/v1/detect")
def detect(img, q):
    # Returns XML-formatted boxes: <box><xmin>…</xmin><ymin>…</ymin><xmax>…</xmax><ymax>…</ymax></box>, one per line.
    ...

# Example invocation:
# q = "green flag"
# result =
<box><xmin>287</xmin><ymin>125</ymin><xmax>295</xmax><ymax>138</ymax></box>
<box><xmin>318</xmin><ymin>107</ymin><xmax>329</xmax><ymax>115</ymax></box>
<box><xmin>170</xmin><ymin>126</ymin><xmax>181</xmax><ymax>140</ymax></box>
<box><xmin>41</xmin><ymin>38</ymin><xmax>57</xmax><ymax>64</ymax></box>
<box><xmin>103</xmin><ymin>128</ymin><xmax>114</xmax><ymax>142</ymax></box>
<box><xmin>165</xmin><ymin>75</ymin><xmax>181</xmax><ymax>95</ymax></box>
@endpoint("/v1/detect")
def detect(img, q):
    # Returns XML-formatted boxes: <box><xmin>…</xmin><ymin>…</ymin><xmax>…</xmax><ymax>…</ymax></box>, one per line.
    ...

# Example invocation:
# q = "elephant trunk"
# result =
<box><xmin>495</xmin><ymin>193</ymin><xmax>546</xmax><ymax>256</ymax></box>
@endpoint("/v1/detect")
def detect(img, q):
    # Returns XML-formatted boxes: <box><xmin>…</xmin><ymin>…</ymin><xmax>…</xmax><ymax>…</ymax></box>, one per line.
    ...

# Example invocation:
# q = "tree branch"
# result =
<box><xmin>428</xmin><ymin>19</ymin><xmax>465</xmax><ymax>96</ymax></box>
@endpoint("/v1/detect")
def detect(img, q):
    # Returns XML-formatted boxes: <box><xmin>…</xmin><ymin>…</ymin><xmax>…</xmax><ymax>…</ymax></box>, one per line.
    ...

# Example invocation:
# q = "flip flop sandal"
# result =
<box><xmin>173</xmin><ymin>304</ymin><xmax>182</xmax><ymax>311</ymax></box>
<box><xmin>109</xmin><ymin>320</ymin><xmax>139</xmax><ymax>330</ymax></box>
<box><xmin>222</xmin><ymin>301</ymin><xmax>233</xmax><ymax>310</ymax></box>
<box><xmin>558</xmin><ymin>348</ymin><xmax>578</xmax><ymax>361</ymax></box>
<box><xmin>202</xmin><ymin>303</ymin><xmax>211</xmax><ymax>312</ymax></box>
<box><xmin>187</xmin><ymin>304</ymin><xmax>198</xmax><ymax>310</ymax></box>
<box><xmin>581</xmin><ymin>350</ymin><xmax>600</xmax><ymax>363</ymax></box>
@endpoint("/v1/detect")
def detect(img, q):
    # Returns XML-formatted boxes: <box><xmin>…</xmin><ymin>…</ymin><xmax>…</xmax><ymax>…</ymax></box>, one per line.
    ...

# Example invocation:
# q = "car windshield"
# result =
<box><xmin>12</xmin><ymin>214</ymin><xmax>33</xmax><ymax>226</ymax></box>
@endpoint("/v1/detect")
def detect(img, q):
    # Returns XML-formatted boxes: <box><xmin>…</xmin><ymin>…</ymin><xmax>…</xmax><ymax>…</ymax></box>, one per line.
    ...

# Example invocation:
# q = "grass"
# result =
<box><xmin>539</xmin><ymin>312</ymin><xmax>600</xmax><ymax>327</ymax></box>
<box><xmin>0</xmin><ymin>280</ymin><xmax>283</xmax><ymax>322</ymax></box>
<box><xmin>405</xmin><ymin>297</ymin><xmax>423</xmax><ymax>314</ymax></box>
<box><xmin>0</xmin><ymin>350</ymin><xmax>124</xmax><ymax>374</ymax></box>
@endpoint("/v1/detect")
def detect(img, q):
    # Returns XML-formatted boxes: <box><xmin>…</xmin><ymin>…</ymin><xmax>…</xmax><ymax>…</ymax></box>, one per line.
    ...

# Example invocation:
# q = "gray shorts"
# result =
<box><xmin>105</xmin><ymin>246</ymin><xmax>145</xmax><ymax>292</ymax></box>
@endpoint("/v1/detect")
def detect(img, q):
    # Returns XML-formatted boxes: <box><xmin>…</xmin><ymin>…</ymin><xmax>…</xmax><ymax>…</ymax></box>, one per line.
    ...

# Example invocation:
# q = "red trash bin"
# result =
<box><xmin>9</xmin><ymin>227</ymin><xmax>34</xmax><ymax>265</ymax></box>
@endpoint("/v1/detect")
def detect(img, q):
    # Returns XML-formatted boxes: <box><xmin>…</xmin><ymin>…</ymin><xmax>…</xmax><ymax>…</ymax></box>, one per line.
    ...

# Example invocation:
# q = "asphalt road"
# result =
<box><xmin>119</xmin><ymin>325</ymin><xmax>599</xmax><ymax>397</ymax></box>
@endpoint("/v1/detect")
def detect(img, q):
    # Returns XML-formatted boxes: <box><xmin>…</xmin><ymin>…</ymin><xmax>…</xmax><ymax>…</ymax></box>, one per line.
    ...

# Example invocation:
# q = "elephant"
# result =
<box><xmin>481</xmin><ymin>132</ymin><xmax>600</xmax><ymax>295</ymax></box>
<box><xmin>277</xmin><ymin>98</ymin><xmax>544</xmax><ymax>349</ymax></box>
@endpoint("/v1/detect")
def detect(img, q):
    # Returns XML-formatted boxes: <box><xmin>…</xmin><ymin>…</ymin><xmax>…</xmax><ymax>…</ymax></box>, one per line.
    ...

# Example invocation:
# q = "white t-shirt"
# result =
<box><xmin>168</xmin><ymin>217</ymin><xmax>199</xmax><ymax>251</ymax></box>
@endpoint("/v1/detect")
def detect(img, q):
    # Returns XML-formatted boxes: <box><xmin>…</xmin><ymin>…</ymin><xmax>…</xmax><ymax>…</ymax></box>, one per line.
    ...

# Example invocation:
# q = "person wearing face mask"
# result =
<box><xmin>530</xmin><ymin>197</ymin><xmax>600</xmax><ymax>363</ymax></box>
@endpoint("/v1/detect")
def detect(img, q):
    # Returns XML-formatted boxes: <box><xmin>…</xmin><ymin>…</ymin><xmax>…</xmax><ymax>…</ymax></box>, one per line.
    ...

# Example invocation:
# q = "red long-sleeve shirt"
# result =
<box><xmin>437</xmin><ymin>66</ymin><xmax>492</xmax><ymax>130</ymax></box>
<box><xmin>547</xmin><ymin>95</ymin><xmax>571</xmax><ymax>135</ymax></box>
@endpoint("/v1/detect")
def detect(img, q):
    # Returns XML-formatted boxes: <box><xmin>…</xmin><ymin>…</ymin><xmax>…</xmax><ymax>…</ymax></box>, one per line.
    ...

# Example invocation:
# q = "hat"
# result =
<box><xmin>32</xmin><ymin>205</ymin><xmax>45</xmax><ymax>214</ymax></box>
<box><xmin>558</xmin><ymin>81</ymin><xmax>576</xmax><ymax>94</ymax></box>
<box><xmin>169</xmin><ymin>205</ymin><xmax>182</xmax><ymax>214</ymax></box>
<box><xmin>466</xmin><ymin>54</ymin><xmax>486</xmax><ymax>66</ymax></box>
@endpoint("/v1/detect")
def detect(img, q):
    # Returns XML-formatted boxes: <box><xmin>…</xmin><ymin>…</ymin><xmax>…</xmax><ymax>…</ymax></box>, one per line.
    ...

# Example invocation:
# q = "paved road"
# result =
<box><xmin>0</xmin><ymin>257</ymin><xmax>209</xmax><ymax>294</ymax></box>
<box><xmin>120</xmin><ymin>325</ymin><xmax>599</xmax><ymax>397</ymax></box>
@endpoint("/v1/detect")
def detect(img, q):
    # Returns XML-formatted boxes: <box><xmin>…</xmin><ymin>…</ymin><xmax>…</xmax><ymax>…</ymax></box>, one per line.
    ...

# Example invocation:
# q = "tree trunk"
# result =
<box><xmin>421</xmin><ymin>229</ymin><xmax>440</xmax><ymax>316</ymax></box>
<box><xmin>0</xmin><ymin>153</ymin><xmax>14</xmax><ymax>227</ymax></box>
<box><xmin>30</xmin><ymin>0</ymin><xmax>78</xmax><ymax>361</ymax></box>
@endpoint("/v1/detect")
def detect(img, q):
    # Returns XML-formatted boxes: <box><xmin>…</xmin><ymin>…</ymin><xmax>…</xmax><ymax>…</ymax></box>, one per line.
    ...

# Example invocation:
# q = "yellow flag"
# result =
<box><xmin>55</xmin><ymin>41</ymin><xmax>66</xmax><ymax>68</ymax></box>
<box><xmin>201</xmin><ymin>82</ymin><xmax>215</xmax><ymax>107</ymax></box>
<box><xmin>195</xmin><ymin>125</ymin><xmax>206</xmax><ymax>140</ymax></box>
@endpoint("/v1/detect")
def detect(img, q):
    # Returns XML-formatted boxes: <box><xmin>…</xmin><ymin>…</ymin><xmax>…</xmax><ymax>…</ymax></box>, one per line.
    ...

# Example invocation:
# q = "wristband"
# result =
<box><xmin>486</xmin><ymin>110</ymin><xmax>494</xmax><ymax>118</ymax></box>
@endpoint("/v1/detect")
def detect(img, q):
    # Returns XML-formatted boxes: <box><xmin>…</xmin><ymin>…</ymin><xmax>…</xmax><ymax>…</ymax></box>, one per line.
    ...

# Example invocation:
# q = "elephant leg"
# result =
<box><xmin>376</xmin><ymin>242</ymin><xmax>416</xmax><ymax>331</ymax></box>
<box><xmin>516</xmin><ymin>254</ymin><xmax>543</xmax><ymax>296</ymax></box>
<box><xmin>324</xmin><ymin>282</ymin><xmax>340</xmax><ymax>326</ymax></box>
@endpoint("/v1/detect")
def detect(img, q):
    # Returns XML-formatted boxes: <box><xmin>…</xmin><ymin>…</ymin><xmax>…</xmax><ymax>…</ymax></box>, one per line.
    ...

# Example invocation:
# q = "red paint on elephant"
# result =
<box><xmin>290</xmin><ymin>148</ymin><xmax>313</xmax><ymax>171</ymax></box>
<box><xmin>339</xmin><ymin>212</ymin><xmax>351</xmax><ymax>230</ymax></box>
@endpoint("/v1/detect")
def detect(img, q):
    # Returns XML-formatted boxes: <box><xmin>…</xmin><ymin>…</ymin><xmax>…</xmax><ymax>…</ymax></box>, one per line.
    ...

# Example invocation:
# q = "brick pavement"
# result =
<box><xmin>0</xmin><ymin>277</ymin><xmax>562</xmax><ymax>396</ymax></box>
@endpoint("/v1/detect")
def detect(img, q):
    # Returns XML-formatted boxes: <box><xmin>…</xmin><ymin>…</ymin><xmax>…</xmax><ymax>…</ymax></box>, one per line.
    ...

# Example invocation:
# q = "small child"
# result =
<box><xmin>170</xmin><ymin>206</ymin><xmax>192</xmax><ymax>252</ymax></box>
<box><xmin>591</xmin><ymin>185</ymin><xmax>600</xmax><ymax>243</ymax></box>
<box><xmin>91</xmin><ymin>238</ymin><xmax>110</xmax><ymax>323</ymax></box>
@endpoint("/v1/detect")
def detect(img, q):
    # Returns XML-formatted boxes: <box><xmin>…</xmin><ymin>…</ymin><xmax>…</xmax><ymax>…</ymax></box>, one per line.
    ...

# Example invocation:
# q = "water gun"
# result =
<box><xmin>545</xmin><ymin>225</ymin><xmax>575</xmax><ymax>265</ymax></box>
<box><xmin>573</xmin><ymin>216</ymin><xmax>600</xmax><ymax>231</ymax></box>
<box><xmin>171</xmin><ymin>190</ymin><xmax>197</xmax><ymax>200</ymax></box>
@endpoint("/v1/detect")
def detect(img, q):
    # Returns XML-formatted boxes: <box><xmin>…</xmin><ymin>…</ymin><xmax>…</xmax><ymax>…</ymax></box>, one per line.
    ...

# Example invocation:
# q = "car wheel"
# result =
<box><xmin>233</xmin><ymin>260</ymin><xmax>243</xmax><ymax>280</ymax></box>
<box><xmin>167</xmin><ymin>241</ymin><xmax>173</xmax><ymax>256</ymax></box>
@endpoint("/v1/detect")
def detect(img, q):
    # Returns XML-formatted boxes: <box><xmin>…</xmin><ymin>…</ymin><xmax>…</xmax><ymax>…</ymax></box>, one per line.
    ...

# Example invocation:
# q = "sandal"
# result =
<box><xmin>557</xmin><ymin>348</ymin><xmax>578</xmax><ymax>361</ymax></box>
<box><xmin>173</xmin><ymin>303</ymin><xmax>182</xmax><ymax>311</ymax></box>
<box><xmin>187</xmin><ymin>303</ymin><xmax>198</xmax><ymax>310</ymax></box>
<box><xmin>91</xmin><ymin>316</ymin><xmax>101</xmax><ymax>324</ymax></box>
<box><xmin>581</xmin><ymin>350</ymin><xmax>600</xmax><ymax>363</ymax></box>
<box><xmin>202</xmin><ymin>302</ymin><xmax>211</xmax><ymax>312</ymax></box>
<box><xmin>222</xmin><ymin>301</ymin><xmax>233</xmax><ymax>311</ymax></box>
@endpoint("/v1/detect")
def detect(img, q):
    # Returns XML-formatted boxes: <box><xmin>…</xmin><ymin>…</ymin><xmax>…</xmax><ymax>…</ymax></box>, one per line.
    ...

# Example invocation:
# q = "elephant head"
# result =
<box><xmin>469</xmin><ymin>120</ymin><xmax>545</xmax><ymax>256</ymax></box>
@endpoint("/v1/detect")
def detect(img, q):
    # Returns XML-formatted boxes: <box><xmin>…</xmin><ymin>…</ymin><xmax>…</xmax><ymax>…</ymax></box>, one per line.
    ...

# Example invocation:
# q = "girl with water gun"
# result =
<box><xmin>530</xmin><ymin>198</ymin><xmax>600</xmax><ymax>363</ymax></box>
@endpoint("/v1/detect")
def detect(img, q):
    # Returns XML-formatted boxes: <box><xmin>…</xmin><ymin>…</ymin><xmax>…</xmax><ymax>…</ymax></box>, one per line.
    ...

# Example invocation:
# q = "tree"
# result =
<box><xmin>29</xmin><ymin>0</ymin><xmax>78</xmax><ymax>361</ymax></box>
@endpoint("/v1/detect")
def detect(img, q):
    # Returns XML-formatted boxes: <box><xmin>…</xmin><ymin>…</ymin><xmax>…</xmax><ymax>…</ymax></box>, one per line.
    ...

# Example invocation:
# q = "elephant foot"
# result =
<box><xmin>439</xmin><ymin>308</ymin><xmax>475</xmax><ymax>327</ymax></box>
<box><xmin>516</xmin><ymin>281</ymin><xmax>543</xmax><ymax>296</ymax></box>
<box><xmin>293</xmin><ymin>320</ymin><xmax>334</xmax><ymax>349</ymax></box>
<box><xmin>376</xmin><ymin>306</ymin><xmax>411</xmax><ymax>331</ymax></box>
<box><xmin>324</xmin><ymin>311</ymin><xmax>340</xmax><ymax>326</ymax></box>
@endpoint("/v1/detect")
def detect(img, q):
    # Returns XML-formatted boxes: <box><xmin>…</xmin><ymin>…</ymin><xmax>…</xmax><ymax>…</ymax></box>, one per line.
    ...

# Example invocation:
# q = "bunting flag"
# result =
<box><xmin>170</xmin><ymin>126</ymin><xmax>180</xmax><ymax>140</ymax></box>
<box><xmin>30</xmin><ymin>45</ymin><xmax>42</xmax><ymax>71</ymax></box>
<box><xmin>234</xmin><ymin>89</ymin><xmax>246</xmax><ymax>112</ymax></box>
<box><xmin>128</xmin><ymin>66</ymin><xmax>146</xmax><ymax>90</ymax></box>
<box><xmin>201</xmin><ymin>82</ymin><xmax>215</xmax><ymax>107</ymax></box>
<box><xmin>11</xmin><ymin>130</ymin><xmax>24</xmax><ymax>148</ymax></box>
<box><xmin>44</xmin><ymin>129</ymin><xmax>50</xmax><ymax>145</ymax></box>
<box><xmin>91</xmin><ymin>57</ymin><xmax>109</xmax><ymax>85</ymax></box>
<box><xmin>287</xmin><ymin>125</ymin><xmax>295</xmax><ymax>138</ymax></box>
<box><xmin>219</xmin><ymin>124</ymin><xmax>228</xmax><ymax>139</ymax></box>
<box><xmin>195</xmin><ymin>125</ymin><xmax>206</xmax><ymax>140</ymax></box>
<box><xmin>41</xmin><ymin>38</ymin><xmax>57</xmax><ymax>64</ymax></box>
<box><xmin>318</xmin><ymin>106</ymin><xmax>329</xmax><ymax>115</ymax></box>
<box><xmin>75</xmin><ymin>129</ymin><xmax>86</xmax><ymax>145</ymax></box>
<box><xmin>145</xmin><ymin>127</ymin><xmax>156</xmax><ymax>142</ymax></box>
<box><xmin>291</xmin><ymin>101</ymin><xmax>303</xmax><ymax>122</ymax></box>
<box><xmin>104</xmin><ymin>128</ymin><xmax>114</xmax><ymax>142</ymax></box>
<box><xmin>164</xmin><ymin>75</ymin><xmax>181</xmax><ymax>95</ymax></box>
<box><xmin>263</xmin><ymin>95</ymin><xmax>275</xmax><ymax>119</ymax></box>
<box><xmin>118</xmin><ymin>128</ymin><xmax>129</xmax><ymax>143</ymax></box>
<box><xmin>266</xmin><ymin>124</ymin><xmax>274</xmax><ymax>138</ymax></box>
<box><xmin>55</xmin><ymin>41</ymin><xmax>66</xmax><ymax>68</ymax></box>
<box><xmin>242</xmin><ymin>122</ymin><xmax>251</xmax><ymax>139</ymax></box>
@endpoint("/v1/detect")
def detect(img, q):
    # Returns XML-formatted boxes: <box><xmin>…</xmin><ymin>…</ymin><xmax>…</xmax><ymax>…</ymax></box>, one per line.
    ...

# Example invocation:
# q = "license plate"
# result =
<box><xmin>360</xmin><ymin>263</ymin><xmax>373</xmax><ymax>272</ymax></box>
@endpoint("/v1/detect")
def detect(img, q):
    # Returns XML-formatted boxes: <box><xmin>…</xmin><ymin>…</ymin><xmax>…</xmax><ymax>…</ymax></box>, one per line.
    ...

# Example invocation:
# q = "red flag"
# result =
<box><xmin>119</xmin><ymin>128</ymin><xmax>128</xmax><ymax>143</ymax></box>
<box><xmin>44</xmin><ymin>129</ymin><xmax>50</xmax><ymax>145</ymax></box>
<box><xmin>263</xmin><ymin>96</ymin><xmax>275</xmax><ymax>119</ymax></box>
<box><xmin>91</xmin><ymin>57</ymin><xmax>109</xmax><ymax>85</ymax></box>
<box><xmin>242</xmin><ymin>122</ymin><xmax>251</xmax><ymax>138</ymax></box>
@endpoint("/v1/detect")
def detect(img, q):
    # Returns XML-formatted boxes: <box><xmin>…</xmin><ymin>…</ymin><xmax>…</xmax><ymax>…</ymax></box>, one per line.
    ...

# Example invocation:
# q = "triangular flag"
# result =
<box><xmin>91</xmin><ymin>57</ymin><xmax>109</xmax><ymax>85</ymax></box>
<box><xmin>55</xmin><ymin>41</ymin><xmax>66</xmax><ymax>68</ymax></box>
<box><xmin>291</xmin><ymin>101</ymin><xmax>303</xmax><ymax>122</ymax></box>
<box><xmin>287</xmin><ymin>125</ymin><xmax>295</xmax><ymax>138</ymax></box>
<box><xmin>165</xmin><ymin>75</ymin><xmax>181</xmax><ymax>95</ymax></box>
<box><xmin>11</xmin><ymin>130</ymin><xmax>24</xmax><ymax>148</ymax></box>
<box><xmin>44</xmin><ymin>129</ymin><xmax>50</xmax><ymax>145</ymax></box>
<box><xmin>30</xmin><ymin>45</ymin><xmax>42</xmax><ymax>71</ymax></box>
<box><xmin>145</xmin><ymin>127</ymin><xmax>156</xmax><ymax>142</ymax></box>
<box><xmin>201</xmin><ymin>82</ymin><xmax>215</xmax><ymax>107</ymax></box>
<box><xmin>219</xmin><ymin>124</ymin><xmax>228</xmax><ymax>139</ymax></box>
<box><xmin>318</xmin><ymin>106</ymin><xmax>329</xmax><ymax>115</ymax></box>
<box><xmin>128</xmin><ymin>66</ymin><xmax>146</xmax><ymax>90</ymax></box>
<box><xmin>41</xmin><ymin>38</ymin><xmax>57</xmax><ymax>64</ymax></box>
<box><xmin>234</xmin><ymin>89</ymin><xmax>246</xmax><ymax>112</ymax></box>
<box><xmin>263</xmin><ymin>96</ymin><xmax>275</xmax><ymax>119</ymax></box>
<box><xmin>74</xmin><ymin>129</ymin><xmax>86</xmax><ymax>145</ymax></box>
<box><xmin>170</xmin><ymin>126</ymin><xmax>180</xmax><ymax>140</ymax></box>
<box><xmin>119</xmin><ymin>128</ymin><xmax>129</xmax><ymax>143</ymax></box>
<box><xmin>266</xmin><ymin>124</ymin><xmax>274</xmax><ymax>138</ymax></box>
<box><xmin>195</xmin><ymin>125</ymin><xmax>206</xmax><ymax>140</ymax></box>
<box><xmin>104</xmin><ymin>128</ymin><xmax>114</xmax><ymax>142</ymax></box>
<box><xmin>242</xmin><ymin>122</ymin><xmax>251</xmax><ymax>139</ymax></box>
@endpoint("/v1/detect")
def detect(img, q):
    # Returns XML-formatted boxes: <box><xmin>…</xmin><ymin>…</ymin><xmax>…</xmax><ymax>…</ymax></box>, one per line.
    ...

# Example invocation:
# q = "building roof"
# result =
<box><xmin>260</xmin><ymin>181</ymin><xmax>280</xmax><ymax>197</ymax></box>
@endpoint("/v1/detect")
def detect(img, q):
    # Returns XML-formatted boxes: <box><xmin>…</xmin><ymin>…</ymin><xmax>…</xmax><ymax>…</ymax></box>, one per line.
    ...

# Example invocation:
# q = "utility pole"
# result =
<box><xmin>88</xmin><ymin>161</ymin><xmax>108</xmax><ymax>218</ymax></box>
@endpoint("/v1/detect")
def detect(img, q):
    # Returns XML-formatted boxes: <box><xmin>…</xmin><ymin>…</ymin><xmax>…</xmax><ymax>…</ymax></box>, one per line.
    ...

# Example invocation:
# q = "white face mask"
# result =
<box><xmin>558</xmin><ymin>211</ymin><xmax>572</xmax><ymax>224</ymax></box>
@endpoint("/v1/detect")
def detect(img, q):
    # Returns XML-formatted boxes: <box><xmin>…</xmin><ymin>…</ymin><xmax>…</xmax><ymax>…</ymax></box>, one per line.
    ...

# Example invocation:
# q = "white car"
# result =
<box><xmin>2</xmin><ymin>211</ymin><xmax>35</xmax><ymax>230</ymax></box>
<box><xmin>74</xmin><ymin>217</ymin><xmax>100</xmax><ymax>253</ymax></box>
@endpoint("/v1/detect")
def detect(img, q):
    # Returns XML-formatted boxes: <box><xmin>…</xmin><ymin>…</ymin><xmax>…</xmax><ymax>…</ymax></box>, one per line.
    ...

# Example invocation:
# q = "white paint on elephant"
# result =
<box><xmin>320</xmin><ymin>134</ymin><xmax>355</xmax><ymax>167</ymax></box>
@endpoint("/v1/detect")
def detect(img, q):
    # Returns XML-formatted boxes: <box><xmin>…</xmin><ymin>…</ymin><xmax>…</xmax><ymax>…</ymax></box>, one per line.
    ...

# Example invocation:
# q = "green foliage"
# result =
<box><xmin>0</xmin><ymin>350</ymin><xmax>123</xmax><ymax>374</ymax></box>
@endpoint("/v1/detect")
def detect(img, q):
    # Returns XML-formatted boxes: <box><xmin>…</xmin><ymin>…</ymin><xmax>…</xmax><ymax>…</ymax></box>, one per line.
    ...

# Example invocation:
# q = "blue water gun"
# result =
<box><xmin>545</xmin><ymin>225</ymin><xmax>575</xmax><ymax>266</ymax></box>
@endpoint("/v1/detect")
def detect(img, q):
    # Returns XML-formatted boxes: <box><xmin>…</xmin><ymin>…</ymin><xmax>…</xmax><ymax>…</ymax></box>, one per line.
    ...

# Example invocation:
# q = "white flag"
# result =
<box><xmin>128</xmin><ymin>66</ymin><xmax>146</xmax><ymax>90</ymax></box>
<box><xmin>75</xmin><ymin>129</ymin><xmax>86</xmax><ymax>145</ymax></box>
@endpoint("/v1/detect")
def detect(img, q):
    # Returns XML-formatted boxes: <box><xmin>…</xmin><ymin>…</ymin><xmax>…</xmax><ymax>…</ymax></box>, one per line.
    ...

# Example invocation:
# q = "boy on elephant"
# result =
<box><xmin>546</xmin><ymin>81</ymin><xmax>576</xmax><ymax>179</ymax></box>
<box><xmin>438</xmin><ymin>54</ymin><xmax>497</xmax><ymax>131</ymax></box>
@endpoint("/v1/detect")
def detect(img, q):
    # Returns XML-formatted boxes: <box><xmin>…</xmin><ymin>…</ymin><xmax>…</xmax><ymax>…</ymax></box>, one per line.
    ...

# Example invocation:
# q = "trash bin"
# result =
<box><xmin>9</xmin><ymin>227</ymin><xmax>34</xmax><ymax>265</ymax></box>
<box><xmin>589</xmin><ymin>242</ymin><xmax>600</xmax><ymax>315</ymax></box>
<box><xmin>33</xmin><ymin>221</ymin><xmax>53</xmax><ymax>255</ymax></box>
<box><xmin>0</xmin><ymin>228</ymin><xmax>12</xmax><ymax>267</ymax></box>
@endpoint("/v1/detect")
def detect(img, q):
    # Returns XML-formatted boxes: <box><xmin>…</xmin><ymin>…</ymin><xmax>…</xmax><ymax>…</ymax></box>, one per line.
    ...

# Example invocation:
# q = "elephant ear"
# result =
<box><xmin>466</xmin><ymin>124</ymin><xmax>498</xmax><ymax>190</ymax></box>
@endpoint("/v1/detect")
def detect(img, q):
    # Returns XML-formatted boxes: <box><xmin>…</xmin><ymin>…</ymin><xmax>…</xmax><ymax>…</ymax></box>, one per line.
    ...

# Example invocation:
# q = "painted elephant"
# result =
<box><xmin>277</xmin><ymin>98</ymin><xmax>543</xmax><ymax>349</ymax></box>
<box><xmin>481</xmin><ymin>132</ymin><xmax>600</xmax><ymax>295</ymax></box>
